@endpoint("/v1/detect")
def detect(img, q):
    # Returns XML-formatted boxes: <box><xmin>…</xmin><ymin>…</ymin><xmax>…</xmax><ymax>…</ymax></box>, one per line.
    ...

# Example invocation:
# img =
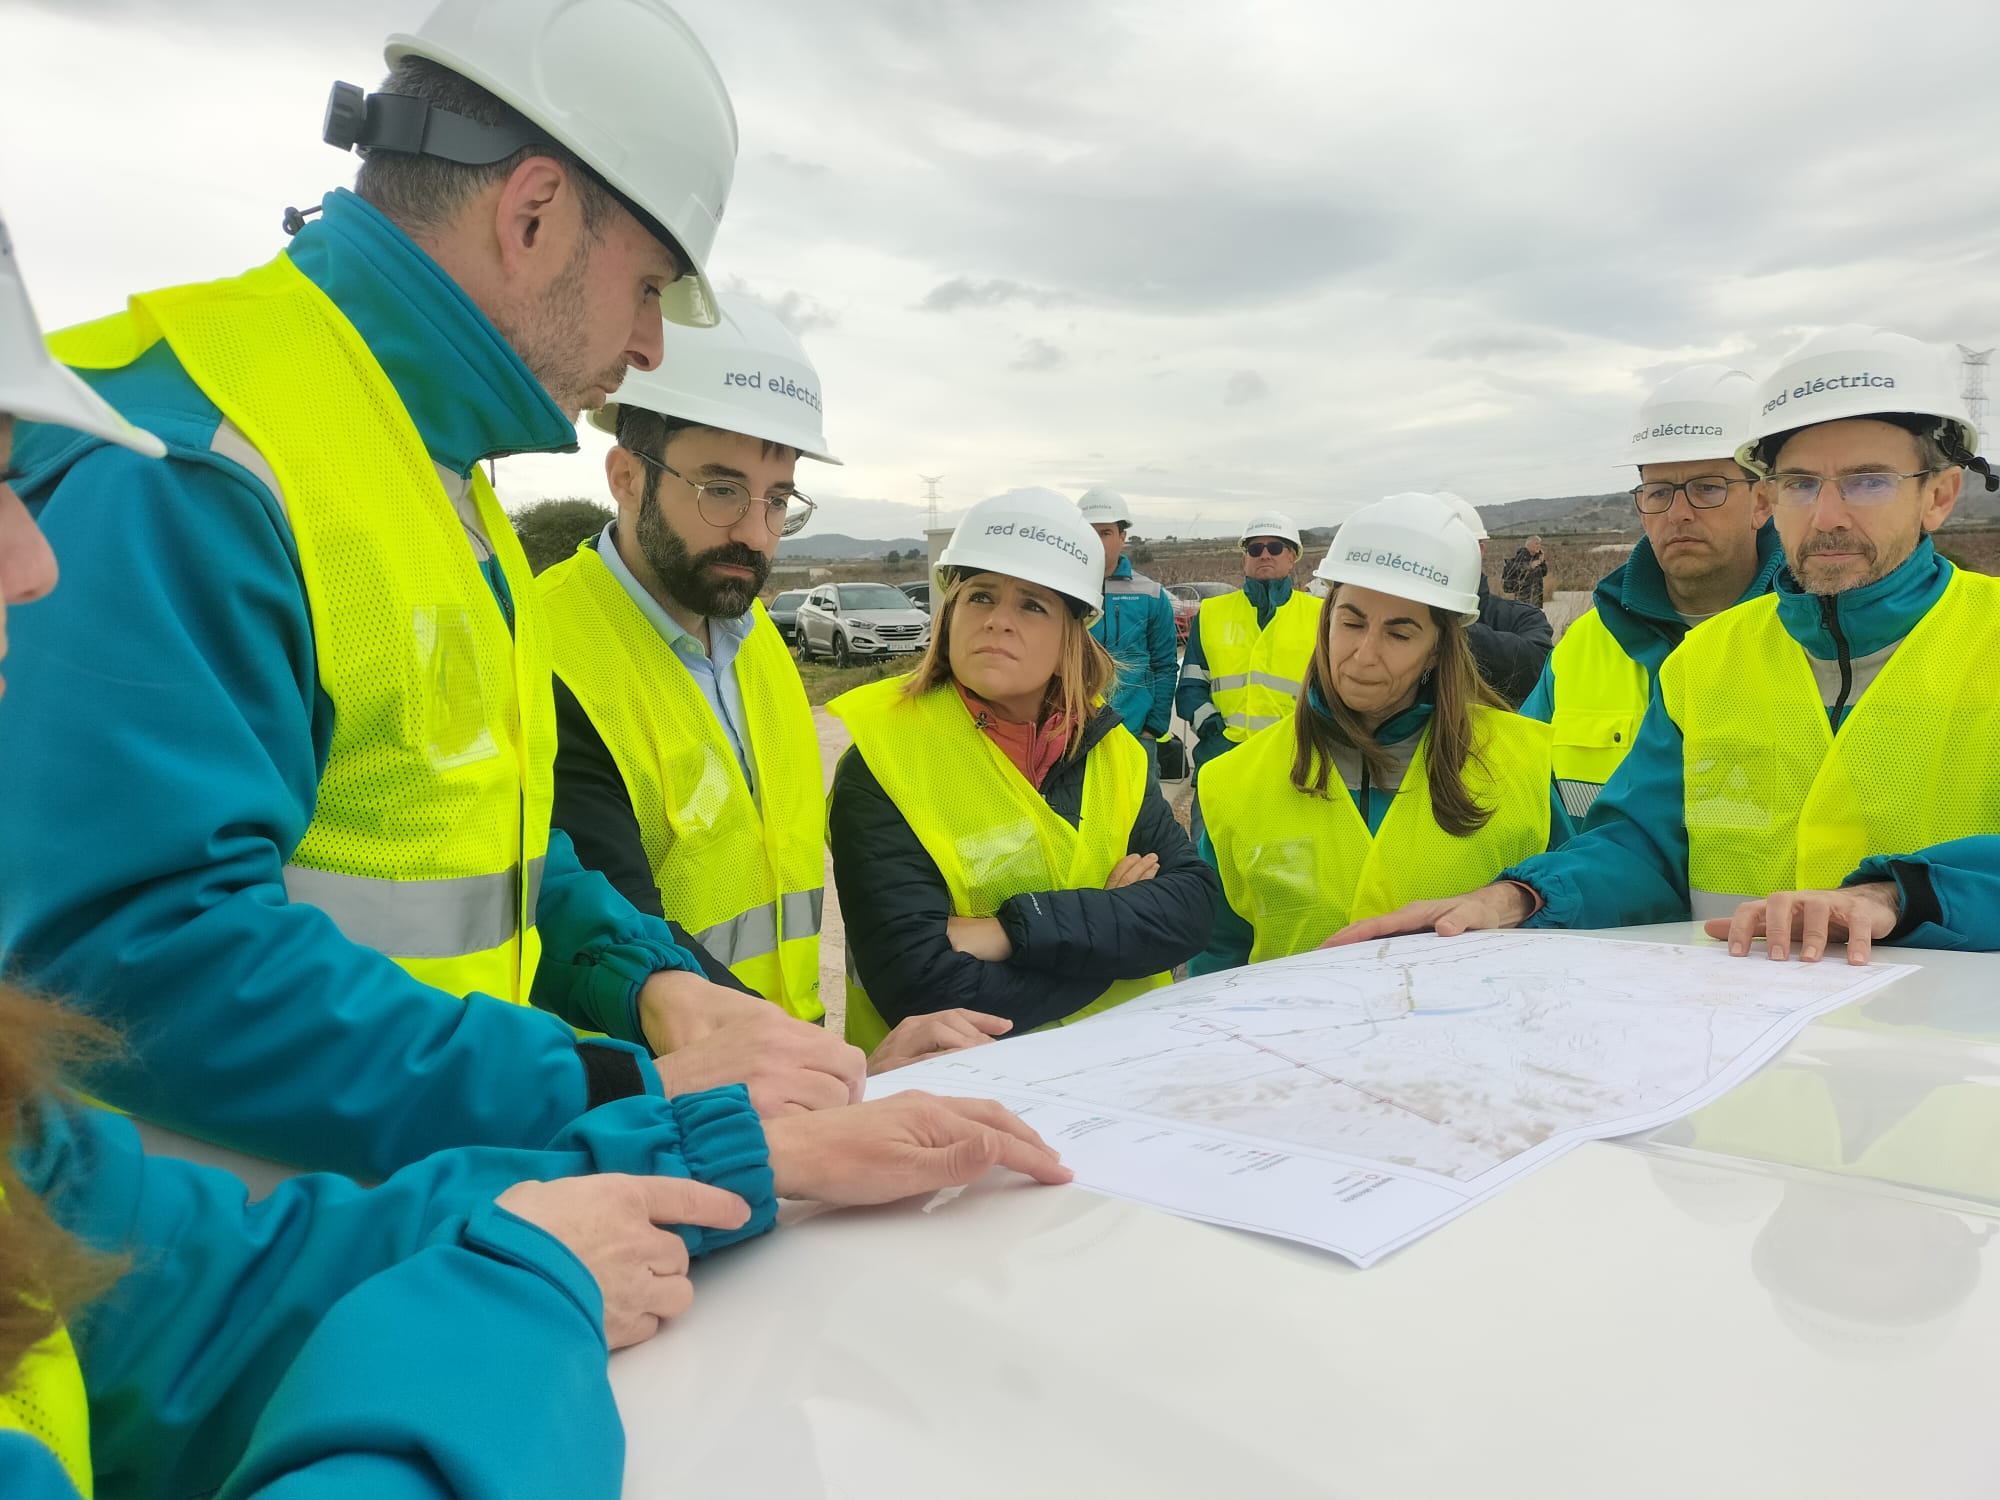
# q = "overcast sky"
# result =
<box><xmin>6</xmin><ymin>0</ymin><xmax>1997</xmax><ymax>540</ymax></box>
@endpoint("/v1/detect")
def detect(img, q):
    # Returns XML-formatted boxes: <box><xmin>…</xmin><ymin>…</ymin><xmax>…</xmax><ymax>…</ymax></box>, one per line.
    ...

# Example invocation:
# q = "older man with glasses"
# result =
<box><xmin>1521</xmin><ymin>365</ymin><xmax>1785</xmax><ymax>820</ymax></box>
<box><xmin>1336</xmin><ymin>326</ymin><xmax>2000</xmax><ymax>961</ymax></box>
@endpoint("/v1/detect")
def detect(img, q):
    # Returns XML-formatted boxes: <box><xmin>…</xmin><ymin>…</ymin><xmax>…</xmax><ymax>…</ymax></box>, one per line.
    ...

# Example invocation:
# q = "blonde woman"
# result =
<box><xmin>828</xmin><ymin>488</ymin><xmax>1219</xmax><ymax>1048</ymax></box>
<box><xmin>1194</xmin><ymin>494</ymin><xmax>1571</xmax><ymax>970</ymax></box>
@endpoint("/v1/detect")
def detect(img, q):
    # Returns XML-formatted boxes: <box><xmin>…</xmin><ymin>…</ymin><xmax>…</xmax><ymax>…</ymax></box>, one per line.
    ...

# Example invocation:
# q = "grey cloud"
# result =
<box><xmin>1427</xmin><ymin>330</ymin><xmax>1565</xmax><ymax>361</ymax></box>
<box><xmin>920</xmin><ymin>277</ymin><xmax>1069</xmax><ymax>313</ymax></box>
<box><xmin>718</xmin><ymin>278</ymin><xmax>839</xmax><ymax>335</ymax></box>
<box><xmin>1224</xmin><ymin>370</ymin><xmax>1272</xmax><ymax>406</ymax></box>
<box><xmin>1011</xmin><ymin>338</ymin><xmax>1067</xmax><ymax>372</ymax></box>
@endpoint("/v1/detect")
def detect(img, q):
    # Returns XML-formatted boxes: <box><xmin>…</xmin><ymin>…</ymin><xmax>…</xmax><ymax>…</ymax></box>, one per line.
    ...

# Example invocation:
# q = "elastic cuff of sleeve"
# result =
<box><xmin>996</xmin><ymin>897</ymin><xmax>1036</xmax><ymax>967</ymax></box>
<box><xmin>466</xmin><ymin>1200</ymin><xmax>606</xmax><ymax>1342</ymax></box>
<box><xmin>578</xmin><ymin>1039</ymin><xmax>654</xmax><ymax>1108</ymax></box>
<box><xmin>589</xmin><ymin>938</ymin><xmax>701</xmax><ymax>1042</ymax></box>
<box><xmin>1882</xmin><ymin>860</ymin><xmax>1939</xmax><ymax>942</ymax></box>
<box><xmin>1502</xmin><ymin>862</ymin><xmax>1566</xmax><ymax>927</ymax></box>
<box><xmin>668</xmin><ymin>1083</ymin><xmax>777</xmax><ymax>1254</ymax></box>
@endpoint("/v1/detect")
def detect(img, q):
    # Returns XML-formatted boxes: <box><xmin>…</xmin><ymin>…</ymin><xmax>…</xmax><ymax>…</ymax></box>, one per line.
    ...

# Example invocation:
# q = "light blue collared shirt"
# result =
<box><xmin>596</xmin><ymin>523</ymin><xmax>757</xmax><ymax>797</ymax></box>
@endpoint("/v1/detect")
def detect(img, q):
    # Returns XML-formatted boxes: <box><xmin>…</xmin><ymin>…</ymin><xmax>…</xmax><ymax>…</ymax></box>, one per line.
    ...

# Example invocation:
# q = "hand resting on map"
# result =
<box><xmin>1322</xmin><ymin>881</ymin><xmax>1538</xmax><ymax>947</ymax></box>
<box><xmin>1702</xmin><ymin>882</ymin><xmax>1899</xmax><ymax>965</ymax></box>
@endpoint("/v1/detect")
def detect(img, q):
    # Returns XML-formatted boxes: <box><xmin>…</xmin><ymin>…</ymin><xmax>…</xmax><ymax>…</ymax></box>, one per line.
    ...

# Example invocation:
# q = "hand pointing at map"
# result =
<box><xmin>1323</xmin><ymin>881</ymin><xmax>1540</xmax><ymax>948</ymax></box>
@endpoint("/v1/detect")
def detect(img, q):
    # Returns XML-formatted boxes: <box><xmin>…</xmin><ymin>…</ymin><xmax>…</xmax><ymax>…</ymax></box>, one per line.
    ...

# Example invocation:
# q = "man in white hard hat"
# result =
<box><xmin>1339</xmin><ymin>326</ymin><xmax>2000</xmax><ymax>961</ymax></box>
<box><xmin>1520</xmin><ymin>366</ymin><xmax>1783</xmax><ymax>820</ymax></box>
<box><xmin>539</xmin><ymin>298</ymin><xmax>999</xmax><ymax>1072</ymax></box>
<box><xmin>1175</xmin><ymin>511</ymin><xmax>1320</xmax><ymax>798</ymax></box>
<box><xmin>0</xmin><ymin>0</ymin><xmax>868</xmax><ymax>1183</ymax></box>
<box><xmin>1437</xmin><ymin>492</ymin><xmax>1554</xmax><ymax>707</ymax></box>
<box><xmin>1077</xmin><ymin>486</ymin><xmax>1178</xmax><ymax>762</ymax></box>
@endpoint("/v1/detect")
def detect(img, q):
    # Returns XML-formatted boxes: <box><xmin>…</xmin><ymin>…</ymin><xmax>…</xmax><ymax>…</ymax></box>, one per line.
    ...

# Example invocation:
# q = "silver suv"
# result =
<box><xmin>795</xmin><ymin>582</ymin><xmax>932</xmax><ymax>666</ymax></box>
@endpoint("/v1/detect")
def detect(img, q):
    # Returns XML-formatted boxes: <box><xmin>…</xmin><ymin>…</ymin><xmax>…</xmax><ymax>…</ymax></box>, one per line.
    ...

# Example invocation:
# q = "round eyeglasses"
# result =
<box><xmin>633</xmin><ymin>451</ymin><xmax>817</xmax><ymax>537</ymax></box>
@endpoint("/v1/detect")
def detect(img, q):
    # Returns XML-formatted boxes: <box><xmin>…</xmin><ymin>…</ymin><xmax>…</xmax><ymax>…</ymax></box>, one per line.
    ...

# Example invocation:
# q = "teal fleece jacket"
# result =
<box><xmin>1507</xmin><ymin>537</ymin><xmax>2000</xmax><ymax>949</ymax></box>
<box><xmin>3</xmin><ymin>1085</ymin><xmax>773</xmax><ymax>1500</ymax></box>
<box><xmin>0</xmin><ymin>191</ymin><xmax>708</xmax><ymax>1179</ymax></box>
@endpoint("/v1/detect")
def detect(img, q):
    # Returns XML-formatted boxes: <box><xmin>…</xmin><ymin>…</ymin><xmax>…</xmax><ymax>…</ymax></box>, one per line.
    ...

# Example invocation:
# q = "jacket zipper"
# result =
<box><xmin>1818</xmin><ymin>593</ymin><xmax>1853</xmax><ymax>725</ymax></box>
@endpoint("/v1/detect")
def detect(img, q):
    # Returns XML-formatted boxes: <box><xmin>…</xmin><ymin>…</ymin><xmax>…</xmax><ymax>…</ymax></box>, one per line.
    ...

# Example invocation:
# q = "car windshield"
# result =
<box><xmin>838</xmin><ymin>585</ymin><xmax>913</xmax><ymax>610</ymax></box>
<box><xmin>772</xmin><ymin>592</ymin><xmax>806</xmax><ymax>608</ymax></box>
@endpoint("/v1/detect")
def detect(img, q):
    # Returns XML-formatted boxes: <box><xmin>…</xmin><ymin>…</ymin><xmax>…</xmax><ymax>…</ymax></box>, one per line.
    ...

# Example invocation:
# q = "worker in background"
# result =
<box><xmin>1503</xmin><ymin>535</ymin><xmax>1550</xmax><ymax>606</ymax></box>
<box><xmin>1437</xmin><ymin>492</ymin><xmax>1553</xmax><ymax>706</ymax></box>
<box><xmin>1337</xmin><ymin>326</ymin><xmax>2000</xmax><ymax>961</ymax></box>
<box><xmin>1521</xmin><ymin>366</ymin><xmax>1785</xmax><ymax>820</ymax></box>
<box><xmin>1175</xmin><ymin>512</ymin><xmax>1320</xmax><ymax>837</ymax></box>
<box><xmin>827</xmin><ymin>488</ymin><xmax>1218</xmax><ymax>1045</ymax></box>
<box><xmin>539</xmin><ymin>296</ymin><xmax>1000</xmax><ymax>1073</ymax></box>
<box><xmin>1077</xmin><ymin>486</ymin><xmax>1177</xmax><ymax>767</ymax></box>
<box><xmin>0</xmin><ymin>212</ymin><xmax>1074</xmax><ymax>1500</ymax></box>
<box><xmin>1195</xmin><ymin>495</ymin><xmax>1565</xmax><ymax>971</ymax></box>
<box><xmin>0</xmin><ymin>0</ymin><xmax>868</xmax><ymax>1186</ymax></box>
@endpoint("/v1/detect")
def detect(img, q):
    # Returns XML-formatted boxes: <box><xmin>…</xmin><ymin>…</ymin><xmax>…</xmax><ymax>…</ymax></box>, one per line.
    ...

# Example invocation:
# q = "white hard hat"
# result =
<box><xmin>936</xmin><ymin>487</ymin><xmax>1105</xmax><ymax>625</ymax></box>
<box><xmin>1076</xmin><ymin>486</ymin><xmax>1131</xmax><ymax>527</ymax></box>
<box><xmin>0</xmin><ymin>213</ymin><xmax>163</xmax><ymax>457</ymax></box>
<box><xmin>1315</xmin><ymin>492</ymin><xmax>1481</xmax><ymax>620</ymax></box>
<box><xmin>354</xmin><ymin>0</ymin><xmax>737</xmax><ymax>328</ymax></box>
<box><xmin>1239</xmin><ymin>510</ymin><xmax>1301</xmax><ymax>548</ymax></box>
<box><xmin>588</xmin><ymin>294</ymin><xmax>839</xmax><ymax>463</ymax></box>
<box><xmin>1624</xmin><ymin>364</ymin><xmax>1756</xmax><ymax>467</ymax></box>
<box><xmin>1434</xmin><ymin>490</ymin><xmax>1488</xmax><ymax>540</ymax></box>
<box><xmin>1739</xmin><ymin>325</ymin><xmax>1980</xmax><ymax>474</ymax></box>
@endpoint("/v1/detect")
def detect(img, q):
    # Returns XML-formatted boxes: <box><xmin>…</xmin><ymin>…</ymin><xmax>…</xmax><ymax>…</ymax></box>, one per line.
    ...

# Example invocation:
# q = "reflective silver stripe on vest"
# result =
<box><xmin>525</xmin><ymin>854</ymin><xmax>545</xmax><ymax>921</ymax></box>
<box><xmin>1247</xmin><ymin>671</ymin><xmax>1302</xmax><ymax>694</ymax></box>
<box><xmin>282</xmin><ymin>860</ymin><xmax>537</xmax><ymax>959</ymax></box>
<box><xmin>1555</xmin><ymin>778</ymin><xmax>1604</xmax><ymax>822</ymax></box>
<box><xmin>1211</xmin><ymin>672</ymin><xmax>1251</xmax><ymax>691</ymax></box>
<box><xmin>696</xmin><ymin>888</ymin><xmax>825</xmax><ymax>966</ymax></box>
<box><xmin>1226</xmin><ymin>711</ymin><xmax>1286</xmax><ymax>733</ymax></box>
<box><xmin>1689</xmin><ymin>888</ymin><xmax>1759</xmax><ymax>921</ymax></box>
<box><xmin>1102</xmin><ymin>575</ymin><xmax>1163</xmax><ymax>597</ymax></box>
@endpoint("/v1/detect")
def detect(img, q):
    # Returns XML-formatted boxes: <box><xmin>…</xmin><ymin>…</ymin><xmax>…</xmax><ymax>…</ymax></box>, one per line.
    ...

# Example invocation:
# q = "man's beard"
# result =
<box><xmin>635</xmin><ymin>476</ymin><xmax>770</xmax><ymax>618</ymax></box>
<box><xmin>1790</xmin><ymin>524</ymin><xmax>1906</xmax><ymax>592</ymax></box>
<box><xmin>499</xmin><ymin>234</ymin><xmax>630</xmax><ymax>421</ymax></box>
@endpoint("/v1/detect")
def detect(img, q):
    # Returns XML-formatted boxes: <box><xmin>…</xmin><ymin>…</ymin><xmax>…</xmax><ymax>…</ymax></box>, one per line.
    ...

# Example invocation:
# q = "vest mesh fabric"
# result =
<box><xmin>539</xmin><ymin>548</ymin><xmax>824</xmax><ymax>1019</ymax></box>
<box><xmin>1198</xmin><ymin>590</ymin><xmax>1321</xmax><ymax>741</ymax></box>
<box><xmin>1546</xmin><ymin>607</ymin><xmax>1650</xmax><ymax>821</ymax></box>
<box><xmin>828</xmin><ymin>676</ymin><xmax>1167</xmax><ymax>1049</ymax></box>
<box><xmin>51</xmin><ymin>256</ymin><xmax>554</xmax><ymax>1003</ymax></box>
<box><xmin>1660</xmin><ymin>572</ymin><xmax>2000</xmax><ymax>907</ymax></box>
<box><xmin>1203</xmin><ymin>708</ymin><xmax>1553</xmax><ymax>962</ymax></box>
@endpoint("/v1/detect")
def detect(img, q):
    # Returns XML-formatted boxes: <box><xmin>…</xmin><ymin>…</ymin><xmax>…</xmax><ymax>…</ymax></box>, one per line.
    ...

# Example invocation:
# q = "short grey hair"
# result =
<box><xmin>353</xmin><ymin>58</ymin><xmax>617</xmax><ymax>241</ymax></box>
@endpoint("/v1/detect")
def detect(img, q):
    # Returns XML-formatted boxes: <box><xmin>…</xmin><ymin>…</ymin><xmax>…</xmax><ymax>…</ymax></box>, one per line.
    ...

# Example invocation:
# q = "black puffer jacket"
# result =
<box><xmin>1471</xmin><ymin>574</ymin><xmax>1553</xmax><ymax>707</ymax></box>
<box><xmin>828</xmin><ymin>706</ymin><xmax>1219</xmax><ymax>1032</ymax></box>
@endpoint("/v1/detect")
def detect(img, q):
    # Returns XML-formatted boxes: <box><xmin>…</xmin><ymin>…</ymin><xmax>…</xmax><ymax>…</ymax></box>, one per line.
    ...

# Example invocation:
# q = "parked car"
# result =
<box><xmin>796</xmin><ymin>581</ymin><xmax>932</xmax><ymax>665</ymax></box>
<box><xmin>1166</xmin><ymin>580</ymin><xmax>1233</xmax><ymax>645</ymax></box>
<box><xmin>899</xmin><ymin>579</ymin><xmax>932</xmax><ymax>612</ymax></box>
<box><xmin>766</xmin><ymin>589</ymin><xmax>809</xmax><ymax>644</ymax></box>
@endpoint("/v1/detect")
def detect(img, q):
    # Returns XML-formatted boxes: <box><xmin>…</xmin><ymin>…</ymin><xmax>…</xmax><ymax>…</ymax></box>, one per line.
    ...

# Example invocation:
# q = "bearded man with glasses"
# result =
<box><xmin>1334</xmin><ymin>326</ymin><xmax>2000</xmax><ymax>962</ymax></box>
<box><xmin>1521</xmin><ymin>365</ymin><xmax>1784</xmax><ymax>820</ymax></box>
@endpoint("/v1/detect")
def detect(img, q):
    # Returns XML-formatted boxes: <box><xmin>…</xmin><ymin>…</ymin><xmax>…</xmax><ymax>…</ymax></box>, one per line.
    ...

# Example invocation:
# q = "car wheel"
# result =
<box><xmin>834</xmin><ymin>631</ymin><xmax>853</xmax><ymax>668</ymax></box>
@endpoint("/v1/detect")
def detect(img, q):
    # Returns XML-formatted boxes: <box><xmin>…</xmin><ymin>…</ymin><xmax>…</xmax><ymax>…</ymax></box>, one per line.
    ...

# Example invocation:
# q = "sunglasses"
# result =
<box><xmin>1243</xmin><ymin>541</ymin><xmax>1292</xmax><ymax>559</ymax></box>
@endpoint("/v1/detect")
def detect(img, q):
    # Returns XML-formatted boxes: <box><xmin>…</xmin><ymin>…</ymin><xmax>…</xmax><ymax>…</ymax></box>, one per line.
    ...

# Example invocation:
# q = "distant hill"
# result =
<box><xmin>776</xmin><ymin>532</ymin><xmax>924</xmax><ymax>560</ymax></box>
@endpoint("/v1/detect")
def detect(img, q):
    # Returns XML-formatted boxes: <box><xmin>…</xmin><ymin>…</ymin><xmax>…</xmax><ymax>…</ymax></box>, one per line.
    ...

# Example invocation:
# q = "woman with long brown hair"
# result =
<box><xmin>1193</xmin><ymin>494</ymin><xmax>1571</xmax><ymax>970</ymax></box>
<box><xmin>828</xmin><ymin>488</ymin><xmax>1218</xmax><ymax>1048</ymax></box>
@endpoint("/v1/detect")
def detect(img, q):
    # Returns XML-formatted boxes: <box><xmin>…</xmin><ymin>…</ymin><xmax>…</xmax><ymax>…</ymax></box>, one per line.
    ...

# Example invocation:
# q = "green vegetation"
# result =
<box><xmin>792</xmin><ymin>658</ymin><xmax>894</xmax><ymax>706</ymax></box>
<box><xmin>514</xmin><ymin>496</ymin><xmax>615</xmax><ymax>574</ymax></box>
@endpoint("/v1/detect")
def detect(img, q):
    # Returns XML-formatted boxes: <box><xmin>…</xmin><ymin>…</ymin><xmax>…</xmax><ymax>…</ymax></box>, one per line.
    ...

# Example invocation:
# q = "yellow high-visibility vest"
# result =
<box><xmin>52</xmin><ymin>255</ymin><xmax>554</xmax><ymax>1003</ymax></box>
<box><xmin>1659</xmin><ymin>570</ymin><xmax>2000</xmax><ymax>918</ymax></box>
<box><xmin>0</xmin><ymin>1181</ymin><xmax>92</xmax><ymax>1498</ymax></box>
<box><xmin>538</xmin><ymin>546</ymin><xmax>824</xmax><ymax>1020</ymax></box>
<box><xmin>1197</xmin><ymin>589</ymin><xmax>1321</xmax><ymax>742</ymax></box>
<box><xmin>826</xmin><ymin>675</ymin><xmax>1168</xmax><ymax>1050</ymax></box>
<box><xmin>1544</xmin><ymin>607</ymin><xmax>1649</xmax><ymax>821</ymax></box>
<box><xmin>1202</xmin><ymin>708</ymin><xmax>1553</xmax><ymax>962</ymax></box>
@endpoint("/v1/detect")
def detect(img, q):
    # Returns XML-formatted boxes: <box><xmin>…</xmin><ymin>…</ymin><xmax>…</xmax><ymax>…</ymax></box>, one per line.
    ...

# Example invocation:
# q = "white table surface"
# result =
<box><xmin>611</xmin><ymin>924</ymin><xmax>2000</xmax><ymax>1499</ymax></box>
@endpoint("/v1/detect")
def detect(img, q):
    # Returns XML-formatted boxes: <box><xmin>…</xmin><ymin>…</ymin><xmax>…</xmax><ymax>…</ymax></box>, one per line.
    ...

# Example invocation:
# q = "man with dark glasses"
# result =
<box><xmin>1176</xmin><ymin>513</ymin><xmax>1321</xmax><ymax>823</ymax></box>
<box><xmin>1338</xmin><ymin>326</ymin><xmax>2000</xmax><ymax>961</ymax></box>
<box><xmin>1522</xmin><ymin>365</ymin><xmax>1783</xmax><ymax>820</ymax></box>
